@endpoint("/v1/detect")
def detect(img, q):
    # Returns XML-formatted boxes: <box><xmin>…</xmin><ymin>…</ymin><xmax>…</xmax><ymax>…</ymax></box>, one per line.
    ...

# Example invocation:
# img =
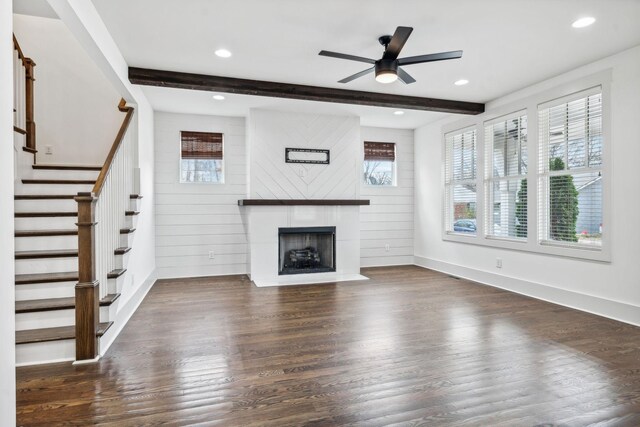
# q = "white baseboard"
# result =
<box><xmin>414</xmin><ymin>255</ymin><xmax>640</xmax><ymax>327</ymax></box>
<box><xmin>99</xmin><ymin>270</ymin><xmax>157</xmax><ymax>356</ymax></box>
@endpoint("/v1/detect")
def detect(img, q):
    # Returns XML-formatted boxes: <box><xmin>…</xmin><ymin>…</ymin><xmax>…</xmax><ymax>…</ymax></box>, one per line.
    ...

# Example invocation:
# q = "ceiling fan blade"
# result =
<box><xmin>397</xmin><ymin>67</ymin><xmax>416</xmax><ymax>84</ymax></box>
<box><xmin>338</xmin><ymin>67</ymin><xmax>375</xmax><ymax>83</ymax></box>
<box><xmin>398</xmin><ymin>50</ymin><xmax>463</xmax><ymax>66</ymax></box>
<box><xmin>319</xmin><ymin>50</ymin><xmax>376</xmax><ymax>64</ymax></box>
<box><xmin>382</xmin><ymin>26</ymin><xmax>413</xmax><ymax>60</ymax></box>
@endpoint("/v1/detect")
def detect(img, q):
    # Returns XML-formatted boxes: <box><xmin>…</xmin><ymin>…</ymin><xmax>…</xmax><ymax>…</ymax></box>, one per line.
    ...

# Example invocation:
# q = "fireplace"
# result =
<box><xmin>279</xmin><ymin>226</ymin><xmax>336</xmax><ymax>275</ymax></box>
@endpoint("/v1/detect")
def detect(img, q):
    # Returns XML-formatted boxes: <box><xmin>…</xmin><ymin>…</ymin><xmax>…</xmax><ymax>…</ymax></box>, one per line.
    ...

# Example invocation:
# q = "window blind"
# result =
<box><xmin>484</xmin><ymin>113</ymin><xmax>528</xmax><ymax>239</ymax></box>
<box><xmin>444</xmin><ymin>128</ymin><xmax>477</xmax><ymax>234</ymax></box>
<box><xmin>538</xmin><ymin>89</ymin><xmax>602</xmax><ymax>248</ymax></box>
<box><xmin>181</xmin><ymin>131</ymin><xmax>223</xmax><ymax>160</ymax></box>
<box><xmin>364</xmin><ymin>141</ymin><xmax>396</xmax><ymax>162</ymax></box>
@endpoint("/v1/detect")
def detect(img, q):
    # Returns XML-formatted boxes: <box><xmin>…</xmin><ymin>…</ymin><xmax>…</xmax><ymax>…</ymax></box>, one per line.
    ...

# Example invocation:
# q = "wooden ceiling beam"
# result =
<box><xmin>128</xmin><ymin>67</ymin><xmax>484</xmax><ymax>115</ymax></box>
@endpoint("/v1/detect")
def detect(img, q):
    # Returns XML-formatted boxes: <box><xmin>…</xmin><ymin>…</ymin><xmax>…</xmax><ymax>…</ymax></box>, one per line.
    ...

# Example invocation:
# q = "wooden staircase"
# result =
<box><xmin>14</xmin><ymin>164</ymin><xmax>140</xmax><ymax>365</ymax></box>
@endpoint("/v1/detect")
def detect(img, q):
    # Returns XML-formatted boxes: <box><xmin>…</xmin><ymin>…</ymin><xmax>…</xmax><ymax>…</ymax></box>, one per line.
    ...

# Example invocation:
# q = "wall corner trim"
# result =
<box><xmin>413</xmin><ymin>255</ymin><xmax>640</xmax><ymax>327</ymax></box>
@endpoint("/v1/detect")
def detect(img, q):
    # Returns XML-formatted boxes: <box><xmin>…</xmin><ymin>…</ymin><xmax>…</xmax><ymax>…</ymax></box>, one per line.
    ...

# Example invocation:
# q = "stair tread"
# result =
<box><xmin>125</xmin><ymin>211</ymin><xmax>140</xmax><ymax>216</ymax></box>
<box><xmin>100</xmin><ymin>293</ymin><xmax>121</xmax><ymax>306</ymax></box>
<box><xmin>130</xmin><ymin>194</ymin><xmax>143</xmax><ymax>199</ymax></box>
<box><xmin>15</xmin><ymin>194</ymin><xmax>76</xmax><ymax>200</ymax></box>
<box><xmin>32</xmin><ymin>164</ymin><xmax>102</xmax><ymax>171</ymax></box>
<box><xmin>16</xmin><ymin>322</ymin><xmax>113</xmax><ymax>344</ymax></box>
<box><xmin>16</xmin><ymin>293</ymin><xmax>121</xmax><ymax>313</ymax></box>
<box><xmin>16</xmin><ymin>297</ymin><xmax>75</xmax><ymax>313</ymax></box>
<box><xmin>15</xmin><ymin>229</ymin><xmax>78</xmax><ymax>237</ymax></box>
<box><xmin>15</xmin><ymin>271</ymin><xmax>78</xmax><ymax>285</ymax></box>
<box><xmin>120</xmin><ymin>227</ymin><xmax>136</xmax><ymax>234</ymax></box>
<box><xmin>22</xmin><ymin>179</ymin><xmax>96</xmax><ymax>184</ymax></box>
<box><xmin>15</xmin><ymin>211</ymin><xmax>77</xmax><ymax>218</ymax></box>
<box><xmin>15</xmin><ymin>249</ymin><xmax>78</xmax><ymax>259</ymax></box>
<box><xmin>107</xmin><ymin>268</ymin><xmax>126</xmax><ymax>279</ymax></box>
<box><xmin>114</xmin><ymin>247</ymin><xmax>131</xmax><ymax>255</ymax></box>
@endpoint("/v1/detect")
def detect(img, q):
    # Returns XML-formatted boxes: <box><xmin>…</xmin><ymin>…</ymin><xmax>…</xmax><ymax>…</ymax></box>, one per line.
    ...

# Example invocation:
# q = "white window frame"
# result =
<box><xmin>443</xmin><ymin>125</ymin><xmax>478</xmax><ymax>239</ymax></box>
<box><xmin>441</xmin><ymin>70</ymin><xmax>611</xmax><ymax>262</ymax></box>
<box><xmin>363</xmin><ymin>142</ymin><xmax>397</xmax><ymax>187</ymax></box>
<box><xmin>179</xmin><ymin>131</ymin><xmax>225</xmax><ymax>184</ymax></box>
<box><xmin>484</xmin><ymin>110</ymin><xmax>528</xmax><ymax>242</ymax></box>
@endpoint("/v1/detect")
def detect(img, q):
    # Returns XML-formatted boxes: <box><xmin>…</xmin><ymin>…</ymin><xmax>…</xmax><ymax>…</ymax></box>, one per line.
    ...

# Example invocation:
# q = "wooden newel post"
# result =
<box><xmin>24</xmin><ymin>58</ymin><xmax>36</xmax><ymax>152</ymax></box>
<box><xmin>75</xmin><ymin>192</ymin><xmax>99</xmax><ymax>361</ymax></box>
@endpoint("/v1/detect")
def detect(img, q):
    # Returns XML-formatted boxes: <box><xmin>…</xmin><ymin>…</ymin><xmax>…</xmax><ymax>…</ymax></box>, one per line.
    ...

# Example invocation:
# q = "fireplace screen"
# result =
<box><xmin>278</xmin><ymin>227</ymin><xmax>336</xmax><ymax>275</ymax></box>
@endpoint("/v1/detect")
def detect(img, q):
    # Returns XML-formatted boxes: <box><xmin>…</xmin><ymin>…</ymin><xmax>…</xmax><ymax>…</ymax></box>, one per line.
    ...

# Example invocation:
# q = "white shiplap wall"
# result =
<box><xmin>359</xmin><ymin>126</ymin><xmax>414</xmax><ymax>267</ymax></box>
<box><xmin>154</xmin><ymin>112</ymin><xmax>247</xmax><ymax>278</ymax></box>
<box><xmin>248</xmin><ymin>109</ymin><xmax>360</xmax><ymax>199</ymax></box>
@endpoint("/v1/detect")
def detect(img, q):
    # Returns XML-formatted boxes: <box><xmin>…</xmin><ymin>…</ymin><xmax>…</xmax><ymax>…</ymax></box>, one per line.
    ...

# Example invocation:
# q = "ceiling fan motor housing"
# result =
<box><xmin>375</xmin><ymin>58</ymin><xmax>398</xmax><ymax>78</ymax></box>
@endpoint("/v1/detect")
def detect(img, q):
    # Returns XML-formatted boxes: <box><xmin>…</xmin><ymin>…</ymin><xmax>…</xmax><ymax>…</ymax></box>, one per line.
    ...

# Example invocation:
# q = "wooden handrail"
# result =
<box><xmin>93</xmin><ymin>99</ymin><xmax>134</xmax><ymax>197</ymax></box>
<box><xmin>13</xmin><ymin>34</ymin><xmax>26</xmax><ymax>65</ymax></box>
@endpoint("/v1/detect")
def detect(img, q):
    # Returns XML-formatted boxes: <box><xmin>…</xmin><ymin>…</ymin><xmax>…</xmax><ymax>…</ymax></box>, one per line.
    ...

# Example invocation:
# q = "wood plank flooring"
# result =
<box><xmin>16</xmin><ymin>266</ymin><xmax>640</xmax><ymax>426</ymax></box>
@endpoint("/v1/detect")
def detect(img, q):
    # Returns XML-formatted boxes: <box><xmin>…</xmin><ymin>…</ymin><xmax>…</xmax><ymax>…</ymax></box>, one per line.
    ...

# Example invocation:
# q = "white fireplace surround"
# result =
<box><xmin>243</xmin><ymin>205</ymin><xmax>368</xmax><ymax>287</ymax></box>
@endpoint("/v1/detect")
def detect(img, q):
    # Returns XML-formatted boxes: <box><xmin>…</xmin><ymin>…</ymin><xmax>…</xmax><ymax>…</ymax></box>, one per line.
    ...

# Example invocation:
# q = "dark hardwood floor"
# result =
<box><xmin>16</xmin><ymin>266</ymin><xmax>640</xmax><ymax>426</ymax></box>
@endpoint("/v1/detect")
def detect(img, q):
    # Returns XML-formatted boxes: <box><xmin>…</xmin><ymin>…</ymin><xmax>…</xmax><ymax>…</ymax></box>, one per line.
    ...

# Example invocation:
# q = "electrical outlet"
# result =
<box><xmin>45</xmin><ymin>145</ymin><xmax>53</xmax><ymax>155</ymax></box>
<box><xmin>208</xmin><ymin>251</ymin><xmax>215</xmax><ymax>260</ymax></box>
<box><xmin>496</xmin><ymin>258</ymin><xmax>502</xmax><ymax>268</ymax></box>
<box><xmin>385</xmin><ymin>244</ymin><xmax>390</xmax><ymax>252</ymax></box>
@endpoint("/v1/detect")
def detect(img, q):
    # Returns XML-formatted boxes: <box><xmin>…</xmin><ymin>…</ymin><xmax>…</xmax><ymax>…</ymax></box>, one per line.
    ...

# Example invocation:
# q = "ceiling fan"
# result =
<box><xmin>319</xmin><ymin>26</ymin><xmax>462</xmax><ymax>85</ymax></box>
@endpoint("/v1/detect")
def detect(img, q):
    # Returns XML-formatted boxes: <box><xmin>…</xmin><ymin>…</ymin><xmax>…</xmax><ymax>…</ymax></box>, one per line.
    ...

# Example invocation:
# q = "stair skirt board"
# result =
<box><xmin>15</xmin><ymin>235</ymin><xmax>78</xmax><ymax>252</ymax></box>
<box><xmin>16</xmin><ymin>339</ymin><xmax>76</xmax><ymax>366</ymax></box>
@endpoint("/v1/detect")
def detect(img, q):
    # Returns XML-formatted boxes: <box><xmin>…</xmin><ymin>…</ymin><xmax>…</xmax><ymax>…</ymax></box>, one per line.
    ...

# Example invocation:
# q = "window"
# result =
<box><xmin>363</xmin><ymin>141</ymin><xmax>396</xmax><ymax>186</ymax></box>
<box><xmin>538</xmin><ymin>88</ymin><xmax>602</xmax><ymax>248</ymax></box>
<box><xmin>180</xmin><ymin>131</ymin><xmax>224</xmax><ymax>183</ymax></box>
<box><xmin>444</xmin><ymin>128</ymin><xmax>477</xmax><ymax>235</ymax></box>
<box><xmin>485</xmin><ymin>113</ymin><xmax>528</xmax><ymax>239</ymax></box>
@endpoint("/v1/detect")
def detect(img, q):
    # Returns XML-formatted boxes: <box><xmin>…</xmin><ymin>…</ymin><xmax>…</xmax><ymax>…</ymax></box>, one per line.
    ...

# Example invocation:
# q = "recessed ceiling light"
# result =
<box><xmin>572</xmin><ymin>17</ymin><xmax>596</xmax><ymax>28</ymax></box>
<box><xmin>454</xmin><ymin>79</ymin><xmax>469</xmax><ymax>86</ymax></box>
<box><xmin>214</xmin><ymin>49</ymin><xmax>232</xmax><ymax>58</ymax></box>
<box><xmin>393</xmin><ymin>111</ymin><xmax>405</xmax><ymax>116</ymax></box>
<box><xmin>212</xmin><ymin>94</ymin><xmax>225</xmax><ymax>101</ymax></box>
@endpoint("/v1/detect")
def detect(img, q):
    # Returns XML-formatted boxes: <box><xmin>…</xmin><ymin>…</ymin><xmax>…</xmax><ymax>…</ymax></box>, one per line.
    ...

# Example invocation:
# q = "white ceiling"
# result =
<box><xmin>89</xmin><ymin>0</ymin><xmax>640</xmax><ymax>129</ymax></box>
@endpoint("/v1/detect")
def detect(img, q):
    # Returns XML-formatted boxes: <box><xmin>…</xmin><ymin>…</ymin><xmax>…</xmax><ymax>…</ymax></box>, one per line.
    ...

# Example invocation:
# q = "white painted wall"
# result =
<box><xmin>1</xmin><ymin>0</ymin><xmax>16</xmax><ymax>423</ymax></box>
<box><xmin>248</xmin><ymin>109</ymin><xmax>360</xmax><ymax>199</ymax></box>
<box><xmin>154</xmin><ymin>112</ymin><xmax>247</xmax><ymax>279</ymax></box>
<box><xmin>360</xmin><ymin>126</ymin><xmax>414</xmax><ymax>267</ymax></box>
<box><xmin>12</xmin><ymin>13</ymin><xmax>122</xmax><ymax>165</ymax></box>
<box><xmin>414</xmin><ymin>45</ymin><xmax>640</xmax><ymax>325</ymax></box>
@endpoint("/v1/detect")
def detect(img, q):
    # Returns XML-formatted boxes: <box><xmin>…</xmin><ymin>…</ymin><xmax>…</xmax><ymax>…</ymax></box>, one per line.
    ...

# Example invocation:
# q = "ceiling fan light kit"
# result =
<box><xmin>319</xmin><ymin>26</ymin><xmax>463</xmax><ymax>85</ymax></box>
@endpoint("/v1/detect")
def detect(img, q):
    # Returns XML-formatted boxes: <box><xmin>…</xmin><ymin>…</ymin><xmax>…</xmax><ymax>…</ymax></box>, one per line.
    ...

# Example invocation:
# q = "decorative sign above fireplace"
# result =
<box><xmin>285</xmin><ymin>148</ymin><xmax>330</xmax><ymax>164</ymax></box>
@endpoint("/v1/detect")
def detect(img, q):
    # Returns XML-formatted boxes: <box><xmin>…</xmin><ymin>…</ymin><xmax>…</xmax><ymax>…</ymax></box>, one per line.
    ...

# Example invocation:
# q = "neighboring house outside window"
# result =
<box><xmin>363</xmin><ymin>141</ymin><xmax>396</xmax><ymax>186</ymax></box>
<box><xmin>180</xmin><ymin>131</ymin><xmax>224</xmax><ymax>183</ymax></box>
<box><xmin>444</xmin><ymin>128</ymin><xmax>477</xmax><ymax>235</ymax></box>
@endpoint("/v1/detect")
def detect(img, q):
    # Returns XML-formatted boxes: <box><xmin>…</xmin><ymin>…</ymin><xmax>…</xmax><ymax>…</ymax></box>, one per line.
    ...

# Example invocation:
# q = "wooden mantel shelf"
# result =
<box><xmin>238</xmin><ymin>199</ymin><xmax>370</xmax><ymax>206</ymax></box>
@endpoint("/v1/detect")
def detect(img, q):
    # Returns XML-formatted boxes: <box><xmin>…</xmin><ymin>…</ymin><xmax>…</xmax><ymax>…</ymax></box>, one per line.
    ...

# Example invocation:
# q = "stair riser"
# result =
<box><xmin>16</xmin><ymin>309</ymin><xmax>75</xmax><ymax>330</ymax></box>
<box><xmin>17</xmin><ymin>183</ymin><xmax>94</xmax><ymax>195</ymax></box>
<box><xmin>31</xmin><ymin>169</ymin><xmax>99</xmax><ymax>181</ymax></box>
<box><xmin>108</xmin><ymin>275</ymin><xmax>126</xmax><ymax>294</ymax></box>
<box><xmin>15</xmin><ymin>216</ymin><xmax>78</xmax><ymax>230</ymax></box>
<box><xmin>15</xmin><ymin>282</ymin><xmax>75</xmax><ymax>301</ymax></box>
<box><xmin>15</xmin><ymin>235</ymin><xmax>78</xmax><ymax>252</ymax></box>
<box><xmin>115</xmin><ymin>252</ymin><xmax>130</xmax><ymax>270</ymax></box>
<box><xmin>16</xmin><ymin>339</ymin><xmax>75</xmax><ymax>366</ymax></box>
<box><xmin>15</xmin><ymin>257</ymin><xmax>77</xmax><ymax>275</ymax></box>
<box><xmin>130</xmin><ymin>198</ymin><xmax>142</xmax><ymax>212</ymax></box>
<box><xmin>120</xmin><ymin>233</ymin><xmax>135</xmax><ymax>248</ymax></box>
<box><xmin>14</xmin><ymin>199</ymin><xmax>77</xmax><ymax>212</ymax></box>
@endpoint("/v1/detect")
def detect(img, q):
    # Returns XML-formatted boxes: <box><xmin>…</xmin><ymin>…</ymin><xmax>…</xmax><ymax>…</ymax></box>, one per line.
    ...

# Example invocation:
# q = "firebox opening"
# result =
<box><xmin>278</xmin><ymin>226</ymin><xmax>336</xmax><ymax>275</ymax></box>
